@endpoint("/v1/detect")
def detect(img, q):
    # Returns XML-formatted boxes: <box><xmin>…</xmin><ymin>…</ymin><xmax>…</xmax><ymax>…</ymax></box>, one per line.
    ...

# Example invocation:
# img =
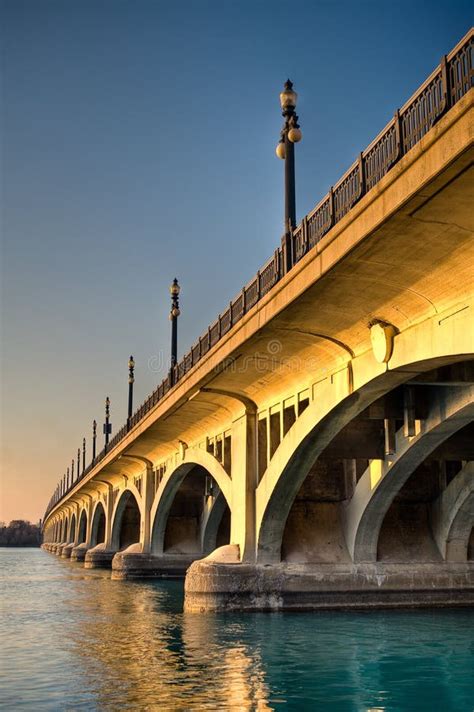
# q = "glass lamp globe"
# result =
<box><xmin>276</xmin><ymin>142</ymin><xmax>286</xmax><ymax>159</ymax></box>
<box><xmin>170</xmin><ymin>278</ymin><xmax>180</xmax><ymax>296</ymax></box>
<box><xmin>280</xmin><ymin>80</ymin><xmax>297</xmax><ymax>110</ymax></box>
<box><xmin>288</xmin><ymin>127</ymin><xmax>302</xmax><ymax>143</ymax></box>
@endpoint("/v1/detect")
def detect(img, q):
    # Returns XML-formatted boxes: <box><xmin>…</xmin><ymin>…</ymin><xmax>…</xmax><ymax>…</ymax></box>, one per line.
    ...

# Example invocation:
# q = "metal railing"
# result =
<box><xmin>44</xmin><ymin>29</ymin><xmax>473</xmax><ymax>520</ymax></box>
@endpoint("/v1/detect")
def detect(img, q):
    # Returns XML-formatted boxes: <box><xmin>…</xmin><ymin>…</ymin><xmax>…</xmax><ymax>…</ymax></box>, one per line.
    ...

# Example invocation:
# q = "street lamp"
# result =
<box><xmin>127</xmin><ymin>355</ymin><xmax>135</xmax><ymax>430</ymax></box>
<box><xmin>82</xmin><ymin>437</ymin><xmax>86</xmax><ymax>473</ymax></box>
<box><xmin>276</xmin><ymin>79</ymin><xmax>302</xmax><ymax>272</ymax></box>
<box><xmin>103</xmin><ymin>397</ymin><xmax>111</xmax><ymax>451</ymax></box>
<box><xmin>92</xmin><ymin>419</ymin><xmax>97</xmax><ymax>461</ymax></box>
<box><xmin>169</xmin><ymin>278</ymin><xmax>180</xmax><ymax>374</ymax></box>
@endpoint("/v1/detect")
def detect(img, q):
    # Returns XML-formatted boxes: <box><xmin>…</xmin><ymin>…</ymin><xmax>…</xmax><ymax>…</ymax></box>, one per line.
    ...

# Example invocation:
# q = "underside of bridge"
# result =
<box><xmin>42</xmin><ymin>70</ymin><xmax>474</xmax><ymax>612</ymax></box>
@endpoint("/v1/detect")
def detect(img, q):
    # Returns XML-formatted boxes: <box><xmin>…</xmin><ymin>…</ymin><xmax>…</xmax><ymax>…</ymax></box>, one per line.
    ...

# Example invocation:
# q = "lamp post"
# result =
<box><xmin>169</xmin><ymin>278</ymin><xmax>180</xmax><ymax>381</ymax></box>
<box><xmin>92</xmin><ymin>420</ymin><xmax>97</xmax><ymax>461</ymax></box>
<box><xmin>276</xmin><ymin>79</ymin><xmax>302</xmax><ymax>273</ymax></box>
<box><xmin>77</xmin><ymin>448</ymin><xmax>80</xmax><ymax>480</ymax></box>
<box><xmin>127</xmin><ymin>356</ymin><xmax>135</xmax><ymax>430</ymax></box>
<box><xmin>71</xmin><ymin>459</ymin><xmax>74</xmax><ymax>485</ymax></box>
<box><xmin>82</xmin><ymin>438</ymin><xmax>86</xmax><ymax>473</ymax></box>
<box><xmin>103</xmin><ymin>397</ymin><xmax>111</xmax><ymax>451</ymax></box>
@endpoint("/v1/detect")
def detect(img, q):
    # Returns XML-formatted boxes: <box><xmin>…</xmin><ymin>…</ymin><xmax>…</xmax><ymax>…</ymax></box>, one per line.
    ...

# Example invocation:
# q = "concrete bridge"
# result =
<box><xmin>43</xmin><ymin>30</ymin><xmax>474</xmax><ymax>611</ymax></box>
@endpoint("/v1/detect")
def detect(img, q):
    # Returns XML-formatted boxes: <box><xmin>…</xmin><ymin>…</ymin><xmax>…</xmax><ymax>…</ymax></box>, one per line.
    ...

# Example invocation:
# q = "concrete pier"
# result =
<box><xmin>84</xmin><ymin>544</ymin><xmax>116</xmax><ymax>569</ymax></box>
<box><xmin>184</xmin><ymin>560</ymin><xmax>474</xmax><ymax>612</ymax></box>
<box><xmin>111</xmin><ymin>547</ymin><xmax>198</xmax><ymax>580</ymax></box>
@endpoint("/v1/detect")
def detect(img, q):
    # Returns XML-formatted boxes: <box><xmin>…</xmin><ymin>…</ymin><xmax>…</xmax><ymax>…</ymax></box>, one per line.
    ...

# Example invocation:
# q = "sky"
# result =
<box><xmin>1</xmin><ymin>0</ymin><xmax>472</xmax><ymax>523</ymax></box>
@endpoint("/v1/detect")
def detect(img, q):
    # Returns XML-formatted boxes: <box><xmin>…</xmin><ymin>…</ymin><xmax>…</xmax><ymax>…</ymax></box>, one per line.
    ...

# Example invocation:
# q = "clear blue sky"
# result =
<box><xmin>1</xmin><ymin>0</ymin><xmax>472</xmax><ymax>521</ymax></box>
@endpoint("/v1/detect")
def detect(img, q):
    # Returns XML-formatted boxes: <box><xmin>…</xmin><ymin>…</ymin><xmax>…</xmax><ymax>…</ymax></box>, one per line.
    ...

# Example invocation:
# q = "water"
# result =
<box><xmin>1</xmin><ymin>550</ymin><xmax>473</xmax><ymax>711</ymax></box>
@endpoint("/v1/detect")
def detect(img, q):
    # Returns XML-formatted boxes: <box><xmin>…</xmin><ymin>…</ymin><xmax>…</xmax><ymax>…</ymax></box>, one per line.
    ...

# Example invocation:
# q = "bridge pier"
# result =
<box><xmin>61</xmin><ymin>543</ymin><xmax>74</xmax><ymax>558</ymax></box>
<box><xmin>184</xmin><ymin>559</ymin><xmax>474</xmax><ymax>612</ymax></box>
<box><xmin>70</xmin><ymin>543</ymin><xmax>90</xmax><ymax>562</ymax></box>
<box><xmin>110</xmin><ymin>546</ymin><xmax>198</xmax><ymax>580</ymax></box>
<box><xmin>84</xmin><ymin>543</ymin><xmax>117</xmax><ymax>569</ymax></box>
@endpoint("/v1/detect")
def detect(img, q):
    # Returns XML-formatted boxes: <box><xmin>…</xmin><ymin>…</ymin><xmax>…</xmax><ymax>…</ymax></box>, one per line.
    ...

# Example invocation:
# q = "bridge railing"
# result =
<box><xmin>44</xmin><ymin>28</ymin><xmax>473</xmax><ymax>520</ymax></box>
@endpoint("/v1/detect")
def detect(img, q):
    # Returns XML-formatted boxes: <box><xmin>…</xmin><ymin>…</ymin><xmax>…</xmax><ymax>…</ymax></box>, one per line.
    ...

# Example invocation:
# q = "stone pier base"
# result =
<box><xmin>55</xmin><ymin>543</ymin><xmax>68</xmax><ymax>557</ymax></box>
<box><xmin>71</xmin><ymin>543</ymin><xmax>90</xmax><ymax>562</ymax></box>
<box><xmin>184</xmin><ymin>559</ymin><xmax>474</xmax><ymax>612</ymax></box>
<box><xmin>111</xmin><ymin>547</ymin><xmax>198</xmax><ymax>580</ymax></box>
<box><xmin>61</xmin><ymin>543</ymin><xmax>74</xmax><ymax>559</ymax></box>
<box><xmin>84</xmin><ymin>544</ymin><xmax>116</xmax><ymax>569</ymax></box>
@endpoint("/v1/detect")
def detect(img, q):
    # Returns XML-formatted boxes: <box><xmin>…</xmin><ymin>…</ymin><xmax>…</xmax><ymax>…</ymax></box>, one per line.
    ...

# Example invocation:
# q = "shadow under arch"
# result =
<box><xmin>63</xmin><ymin>517</ymin><xmax>69</xmax><ymax>543</ymax></box>
<box><xmin>111</xmin><ymin>489</ymin><xmax>141</xmax><ymax>551</ymax></box>
<box><xmin>77</xmin><ymin>508</ymin><xmax>87</xmax><ymax>544</ymax></box>
<box><xmin>90</xmin><ymin>501</ymin><xmax>106</xmax><ymax>547</ymax></box>
<box><xmin>150</xmin><ymin>448</ymin><xmax>232</xmax><ymax>556</ymax></box>
<box><xmin>256</xmin><ymin>351</ymin><xmax>474</xmax><ymax>564</ymax></box>
<box><xmin>69</xmin><ymin>513</ymin><xmax>76</xmax><ymax>543</ymax></box>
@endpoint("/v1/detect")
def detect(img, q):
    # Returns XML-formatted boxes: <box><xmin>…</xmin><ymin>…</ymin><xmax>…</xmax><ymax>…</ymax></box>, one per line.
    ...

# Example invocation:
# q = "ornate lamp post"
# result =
<box><xmin>77</xmin><ymin>448</ymin><xmax>80</xmax><ymax>480</ymax></box>
<box><xmin>71</xmin><ymin>458</ymin><xmax>74</xmax><ymax>485</ymax></box>
<box><xmin>276</xmin><ymin>79</ymin><xmax>302</xmax><ymax>272</ymax></box>
<box><xmin>92</xmin><ymin>419</ymin><xmax>97</xmax><ymax>461</ymax></box>
<box><xmin>127</xmin><ymin>356</ymin><xmax>135</xmax><ymax>430</ymax></box>
<box><xmin>103</xmin><ymin>397</ymin><xmax>111</xmax><ymax>451</ymax></box>
<box><xmin>169</xmin><ymin>278</ymin><xmax>180</xmax><ymax>381</ymax></box>
<box><xmin>82</xmin><ymin>438</ymin><xmax>86</xmax><ymax>473</ymax></box>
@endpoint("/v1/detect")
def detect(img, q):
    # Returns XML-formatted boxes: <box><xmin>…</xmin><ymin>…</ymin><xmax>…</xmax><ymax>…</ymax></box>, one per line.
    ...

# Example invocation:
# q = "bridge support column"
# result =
<box><xmin>230</xmin><ymin>408</ymin><xmax>258</xmax><ymax>563</ymax></box>
<box><xmin>85</xmin><ymin>486</ymin><xmax>116</xmax><ymax>569</ymax></box>
<box><xmin>71</xmin><ymin>497</ymin><xmax>93</xmax><ymax>562</ymax></box>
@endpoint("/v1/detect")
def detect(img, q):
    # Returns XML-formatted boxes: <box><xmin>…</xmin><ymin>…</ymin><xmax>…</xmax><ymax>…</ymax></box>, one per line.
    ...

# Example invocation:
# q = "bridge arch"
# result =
<box><xmin>111</xmin><ymin>488</ymin><xmax>142</xmax><ymax>551</ymax></box>
<box><xmin>344</xmin><ymin>386</ymin><xmax>473</xmax><ymax>562</ymax></box>
<box><xmin>256</xmin><ymin>339</ymin><xmax>474</xmax><ymax>564</ymax></box>
<box><xmin>431</xmin><ymin>462</ymin><xmax>474</xmax><ymax>561</ymax></box>
<box><xmin>150</xmin><ymin>448</ymin><xmax>232</xmax><ymax>556</ymax></box>
<box><xmin>77</xmin><ymin>508</ymin><xmax>87</xmax><ymax>545</ymax></box>
<box><xmin>63</xmin><ymin>516</ymin><xmax>69</xmax><ymax>543</ymax></box>
<box><xmin>90</xmin><ymin>501</ymin><xmax>106</xmax><ymax>547</ymax></box>
<box><xmin>69</xmin><ymin>513</ymin><xmax>76</xmax><ymax>544</ymax></box>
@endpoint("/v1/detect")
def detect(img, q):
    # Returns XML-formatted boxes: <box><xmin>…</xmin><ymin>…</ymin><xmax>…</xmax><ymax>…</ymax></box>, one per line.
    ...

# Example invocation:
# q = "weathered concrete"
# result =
<box><xmin>184</xmin><ymin>560</ymin><xmax>474</xmax><ymax>612</ymax></box>
<box><xmin>84</xmin><ymin>543</ymin><xmax>116</xmax><ymax>569</ymax></box>
<box><xmin>61</xmin><ymin>543</ymin><xmax>74</xmax><ymax>559</ymax></box>
<box><xmin>70</xmin><ymin>543</ymin><xmax>90</xmax><ymax>562</ymax></box>
<box><xmin>111</xmin><ymin>545</ymin><xmax>198</xmax><ymax>580</ymax></box>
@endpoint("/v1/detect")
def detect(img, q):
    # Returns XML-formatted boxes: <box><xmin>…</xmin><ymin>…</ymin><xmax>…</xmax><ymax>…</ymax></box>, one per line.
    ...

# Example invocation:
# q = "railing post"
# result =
<box><xmin>394</xmin><ymin>109</ymin><xmax>403</xmax><ymax>160</ymax></box>
<box><xmin>440</xmin><ymin>54</ymin><xmax>451</xmax><ymax>113</ymax></box>
<box><xmin>328</xmin><ymin>187</ymin><xmax>335</xmax><ymax>228</ymax></box>
<box><xmin>281</xmin><ymin>225</ymin><xmax>293</xmax><ymax>275</ymax></box>
<box><xmin>358</xmin><ymin>152</ymin><xmax>366</xmax><ymax>200</ymax></box>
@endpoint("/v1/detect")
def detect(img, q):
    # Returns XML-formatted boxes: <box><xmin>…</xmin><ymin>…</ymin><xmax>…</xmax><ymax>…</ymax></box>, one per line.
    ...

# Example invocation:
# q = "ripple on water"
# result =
<box><xmin>0</xmin><ymin>549</ymin><xmax>473</xmax><ymax>710</ymax></box>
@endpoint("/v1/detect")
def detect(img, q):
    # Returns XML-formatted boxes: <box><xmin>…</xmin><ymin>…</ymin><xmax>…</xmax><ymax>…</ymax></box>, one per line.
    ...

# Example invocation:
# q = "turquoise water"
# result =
<box><xmin>0</xmin><ymin>549</ymin><xmax>473</xmax><ymax>710</ymax></box>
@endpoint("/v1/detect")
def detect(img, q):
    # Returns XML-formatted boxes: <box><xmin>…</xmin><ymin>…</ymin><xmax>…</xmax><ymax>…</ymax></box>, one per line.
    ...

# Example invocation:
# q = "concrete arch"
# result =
<box><xmin>90</xmin><ymin>500</ymin><xmax>106</xmax><ymax>547</ymax></box>
<box><xmin>432</xmin><ymin>462</ymin><xmax>474</xmax><ymax>561</ymax></box>
<box><xmin>201</xmin><ymin>490</ymin><xmax>230</xmax><ymax>554</ymax></box>
<box><xmin>111</xmin><ymin>488</ymin><xmax>142</xmax><ymax>551</ymax></box>
<box><xmin>69</xmin><ymin>513</ymin><xmax>76</xmax><ymax>543</ymax></box>
<box><xmin>150</xmin><ymin>447</ymin><xmax>232</xmax><ymax>556</ymax></box>
<box><xmin>256</xmin><ymin>355</ymin><xmax>473</xmax><ymax>563</ymax></box>
<box><xmin>77</xmin><ymin>508</ymin><xmax>88</xmax><ymax>544</ymax></box>
<box><xmin>344</xmin><ymin>386</ymin><xmax>474</xmax><ymax>563</ymax></box>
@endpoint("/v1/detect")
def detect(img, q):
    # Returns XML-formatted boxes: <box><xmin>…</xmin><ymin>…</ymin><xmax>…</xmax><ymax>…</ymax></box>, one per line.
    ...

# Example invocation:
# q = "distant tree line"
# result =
<box><xmin>0</xmin><ymin>520</ymin><xmax>42</xmax><ymax>547</ymax></box>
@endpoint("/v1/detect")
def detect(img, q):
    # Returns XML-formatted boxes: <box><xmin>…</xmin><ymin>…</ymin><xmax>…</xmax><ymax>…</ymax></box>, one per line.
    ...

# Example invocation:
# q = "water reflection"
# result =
<box><xmin>1</xmin><ymin>550</ymin><xmax>473</xmax><ymax>711</ymax></box>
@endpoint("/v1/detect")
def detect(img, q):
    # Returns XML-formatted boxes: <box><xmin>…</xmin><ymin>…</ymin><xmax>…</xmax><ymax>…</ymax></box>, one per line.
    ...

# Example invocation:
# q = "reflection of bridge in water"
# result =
<box><xmin>43</xmin><ymin>30</ymin><xmax>474</xmax><ymax>611</ymax></box>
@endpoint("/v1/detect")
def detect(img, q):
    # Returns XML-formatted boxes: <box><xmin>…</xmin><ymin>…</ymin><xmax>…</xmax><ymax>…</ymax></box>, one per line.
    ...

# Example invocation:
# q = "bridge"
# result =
<box><xmin>42</xmin><ymin>30</ymin><xmax>474</xmax><ymax>611</ymax></box>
